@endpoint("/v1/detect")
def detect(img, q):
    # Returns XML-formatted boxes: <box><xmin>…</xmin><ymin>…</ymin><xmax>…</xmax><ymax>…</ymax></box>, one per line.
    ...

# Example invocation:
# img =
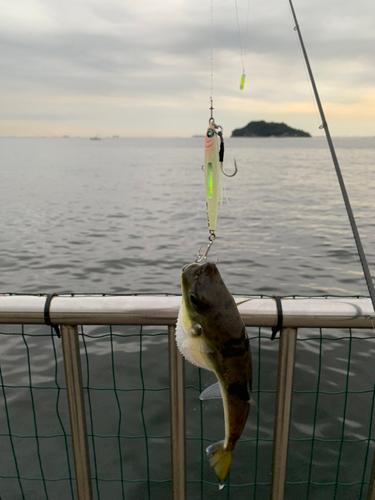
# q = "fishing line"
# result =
<box><xmin>243</xmin><ymin>0</ymin><xmax>251</xmax><ymax>64</ymax></box>
<box><xmin>234</xmin><ymin>0</ymin><xmax>245</xmax><ymax>72</ymax></box>
<box><xmin>196</xmin><ymin>0</ymin><xmax>239</xmax><ymax>263</ymax></box>
<box><xmin>234</xmin><ymin>0</ymin><xmax>251</xmax><ymax>89</ymax></box>
<box><xmin>288</xmin><ymin>0</ymin><xmax>375</xmax><ymax>313</ymax></box>
<box><xmin>210</xmin><ymin>0</ymin><xmax>214</xmax><ymax>105</ymax></box>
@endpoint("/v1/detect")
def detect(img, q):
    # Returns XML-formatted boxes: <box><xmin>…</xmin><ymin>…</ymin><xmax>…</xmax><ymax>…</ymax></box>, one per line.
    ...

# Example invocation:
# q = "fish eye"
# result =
<box><xmin>207</xmin><ymin>129</ymin><xmax>214</xmax><ymax>138</ymax></box>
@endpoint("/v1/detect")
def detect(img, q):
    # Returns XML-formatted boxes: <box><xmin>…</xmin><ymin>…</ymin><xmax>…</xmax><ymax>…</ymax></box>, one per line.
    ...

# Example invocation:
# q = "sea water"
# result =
<box><xmin>0</xmin><ymin>136</ymin><xmax>374</xmax><ymax>295</ymax></box>
<box><xmin>0</xmin><ymin>136</ymin><xmax>374</xmax><ymax>499</ymax></box>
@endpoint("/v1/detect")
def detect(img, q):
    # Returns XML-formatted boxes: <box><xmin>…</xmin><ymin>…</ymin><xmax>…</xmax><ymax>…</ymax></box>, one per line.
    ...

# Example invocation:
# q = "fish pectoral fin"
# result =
<box><xmin>187</xmin><ymin>323</ymin><xmax>203</xmax><ymax>337</ymax></box>
<box><xmin>181</xmin><ymin>334</ymin><xmax>212</xmax><ymax>354</ymax></box>
<box><xmin>199</xmin><ymin>382</ymin><xmax>222</xmax><ymax>400</ymax></box>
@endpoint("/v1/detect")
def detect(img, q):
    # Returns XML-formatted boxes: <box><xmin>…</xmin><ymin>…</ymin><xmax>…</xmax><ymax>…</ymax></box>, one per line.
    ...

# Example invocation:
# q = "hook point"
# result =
<box><xmin>221</xmin><ymin>157</ymin><xmax>238</xmax><ymax>177</ymax></box>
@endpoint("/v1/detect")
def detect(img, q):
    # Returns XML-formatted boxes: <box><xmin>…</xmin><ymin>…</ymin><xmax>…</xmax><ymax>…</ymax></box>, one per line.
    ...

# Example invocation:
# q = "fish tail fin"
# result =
<box><xmin>206</xmin><ymin>440</ymin><xmax>233</xmax><ymax>489</ymax></box>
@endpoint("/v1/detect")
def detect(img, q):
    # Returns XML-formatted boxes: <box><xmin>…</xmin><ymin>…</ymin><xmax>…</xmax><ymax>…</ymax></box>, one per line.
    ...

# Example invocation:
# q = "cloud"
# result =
<box><xmin>0</xmin><ymin>0</ymin><xmax>374</xmax><ymax>136</ymax></box>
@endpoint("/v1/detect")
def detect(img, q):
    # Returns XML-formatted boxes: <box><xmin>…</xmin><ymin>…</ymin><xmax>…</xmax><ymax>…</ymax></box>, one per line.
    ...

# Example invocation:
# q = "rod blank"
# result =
<box><xmin>288</xmin><ymin>0</ymin><xmax>375</xmax><ymax>313</ymax></box>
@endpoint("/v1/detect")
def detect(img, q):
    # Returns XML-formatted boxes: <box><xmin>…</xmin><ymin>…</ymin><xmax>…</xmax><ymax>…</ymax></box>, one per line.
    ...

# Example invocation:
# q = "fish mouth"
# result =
<box><xmin>181</xmin><ymin>262</ymin><xmax>219</xmax><ymax>313</ymax></box>
<box><xmin>181</xmin><ymin>263</ymin><xmax>201</xmax><ymax>286</ymax></box>
<box><xmin>181</xmin><ymin>262</ymin><xmax>196</xmax><ymax>272</ymax></box>
<box><xmin>181</xmin><ymin>262</ymin><xmax>217</xmax><ymax>276</ymax></box>
<box><xmin>181</xmin><ymin>262</ymin><xmax>218</xmax><ymax>296</ymax></box>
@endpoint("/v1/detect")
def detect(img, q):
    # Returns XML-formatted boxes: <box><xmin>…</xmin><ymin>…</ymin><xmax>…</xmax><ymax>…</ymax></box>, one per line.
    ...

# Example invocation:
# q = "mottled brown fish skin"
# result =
<box><xmin>212</xmin><ymin>334</ymin><xmax>252</xmax><ymax>451</ymax></box>
<box><xmin>181</xmin><ymin>262</ymin><xmax>252</xmax><ymax>478</ymax></box>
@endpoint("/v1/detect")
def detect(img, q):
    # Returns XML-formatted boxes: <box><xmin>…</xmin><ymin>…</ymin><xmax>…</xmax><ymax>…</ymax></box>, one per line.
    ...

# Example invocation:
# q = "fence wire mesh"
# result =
<box><xmin>0</xmin><ymin>303</ymin><xmax>374</xmax><ymax>499</ymax></box>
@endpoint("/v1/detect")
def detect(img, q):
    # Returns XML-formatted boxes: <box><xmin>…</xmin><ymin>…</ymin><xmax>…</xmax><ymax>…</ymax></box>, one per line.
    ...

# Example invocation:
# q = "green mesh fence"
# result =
<box><xmin>0</xmin><ymin>304</ymin><xmax>375</xmax><ymax>499</ymax></box>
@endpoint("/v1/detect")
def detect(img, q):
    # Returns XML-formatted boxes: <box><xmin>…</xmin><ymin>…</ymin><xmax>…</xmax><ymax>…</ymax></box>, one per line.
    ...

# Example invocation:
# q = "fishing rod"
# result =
<box><xmin>288</xmin><ymin>0</ymin><xmax>375</xmax><ymax>313</ymax></box>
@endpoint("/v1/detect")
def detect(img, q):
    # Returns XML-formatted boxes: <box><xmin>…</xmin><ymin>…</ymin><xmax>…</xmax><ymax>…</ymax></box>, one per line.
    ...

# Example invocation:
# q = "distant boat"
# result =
<box><xmin>90</xmin><ymin>136</ymin><xmax>101</xmax><ymax>141</ymax></box>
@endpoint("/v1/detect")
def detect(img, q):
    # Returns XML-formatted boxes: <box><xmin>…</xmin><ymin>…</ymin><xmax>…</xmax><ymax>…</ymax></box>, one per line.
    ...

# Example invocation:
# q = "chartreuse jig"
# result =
<box><xmin>196</xmin><ymin>100</ymin><xmax>237</xmax><ymax>263</ymax></box>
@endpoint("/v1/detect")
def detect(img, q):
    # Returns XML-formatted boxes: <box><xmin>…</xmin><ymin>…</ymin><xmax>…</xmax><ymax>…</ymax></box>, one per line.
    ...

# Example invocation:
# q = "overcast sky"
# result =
<box><xmin>0</xmin><ymin>0</ymin><xmax>374</xmax><ymax>137</ymax></box>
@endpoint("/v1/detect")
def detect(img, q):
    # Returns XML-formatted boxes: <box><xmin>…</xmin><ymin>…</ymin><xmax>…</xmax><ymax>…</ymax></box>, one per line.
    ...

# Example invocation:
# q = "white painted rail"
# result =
<box><xmin>0</xmin><ymin>294</ymin><xmax>374</xmax><ymax>328</ymax></box>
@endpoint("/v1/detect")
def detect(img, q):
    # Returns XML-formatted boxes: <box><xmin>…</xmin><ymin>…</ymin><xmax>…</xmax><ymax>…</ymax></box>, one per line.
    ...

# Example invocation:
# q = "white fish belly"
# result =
<box><xmin>175</xmin><ymin>306</ymin><xmax>213</xmax><ymax>371</ymax></box>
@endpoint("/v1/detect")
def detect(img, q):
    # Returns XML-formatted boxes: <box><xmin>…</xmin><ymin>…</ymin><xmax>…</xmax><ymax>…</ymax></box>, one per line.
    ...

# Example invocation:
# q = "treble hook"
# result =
<box><xmin>195</xmin><ymin>232</ymin><xmax>216</xmax><ymax>263</ymax></box>
<box><xmin>221</xmin><ymin>157</ymin><xmax>237</xmax><ymax>177</ymax></box>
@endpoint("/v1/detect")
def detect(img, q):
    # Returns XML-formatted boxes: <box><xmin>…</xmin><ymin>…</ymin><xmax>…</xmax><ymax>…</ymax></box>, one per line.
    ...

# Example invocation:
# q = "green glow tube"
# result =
<box><xmin>240</xmin><ymin>74</ymin><xmax>246</xmax><ymax>90</ymax></box>
<box><xmin>208</xmin><ymin>163</ymin><xmax>213</xmax><ymax>198</ymax></box>
<box><xmin>204</xmin><ymin>125</ymin><xmax>221</xmax><ymax>231</ymax></box>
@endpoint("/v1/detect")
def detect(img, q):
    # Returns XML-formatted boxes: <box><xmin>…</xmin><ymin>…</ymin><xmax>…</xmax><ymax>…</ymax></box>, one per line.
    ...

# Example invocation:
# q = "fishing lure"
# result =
<box><xmin>204</xmin><ymin>119</ymin><xmax>223</xmax><ymax>234</ymax></box>
<box><xmin>196</xmin><ymin>109</ymin><xmax>237</xmax><ymax>263</ymax></box>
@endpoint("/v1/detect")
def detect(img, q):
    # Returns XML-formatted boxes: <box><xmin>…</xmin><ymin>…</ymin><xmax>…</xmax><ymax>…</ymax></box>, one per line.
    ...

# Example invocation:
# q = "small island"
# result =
<box><xmin>231</xmin><ymin>120</ymin><xmax>311</xmax><ymax>138</ymax></box>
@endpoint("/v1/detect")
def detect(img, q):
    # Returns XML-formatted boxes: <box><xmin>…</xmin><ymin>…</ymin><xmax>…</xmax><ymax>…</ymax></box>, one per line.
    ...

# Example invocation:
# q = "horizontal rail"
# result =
<box><xmin>0</xmin><ymin>295</ymin><xmax>374</xmax><ymax>328</ymax></box>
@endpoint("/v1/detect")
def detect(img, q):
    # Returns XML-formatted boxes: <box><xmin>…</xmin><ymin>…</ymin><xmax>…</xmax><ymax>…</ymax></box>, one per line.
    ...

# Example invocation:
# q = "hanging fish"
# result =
<box><xmin>176</xmin><ymin>262</ymin><xmax>252</xmax><ymax>488</ymax></box>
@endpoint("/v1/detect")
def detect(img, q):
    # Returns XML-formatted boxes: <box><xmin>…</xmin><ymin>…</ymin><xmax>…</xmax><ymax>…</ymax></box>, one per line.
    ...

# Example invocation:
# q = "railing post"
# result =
<box><xmin>168</xmin><ymin>324</ymin><xmax>186</xmax><ymax>500</ymax></box>
<box><xmin>366</xmin><ymin>450</ymin><xmax>375</xmax><ymax>500</ymax></box>
<box><xmin>270</xmin><ymin>327</ymin><xmax>298</xmax><ymax>500</ymax></box>
<box><xmin>61</xmin><ymin>325</ymin><xmax>93</xmax><ymax>500</ymax></box>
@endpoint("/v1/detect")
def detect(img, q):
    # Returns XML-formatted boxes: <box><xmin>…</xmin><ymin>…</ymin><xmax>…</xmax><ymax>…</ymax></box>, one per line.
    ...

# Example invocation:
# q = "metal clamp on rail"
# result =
<box><xmin>44</xmin><ymin>294</ymin><xmax>61</xmax><ymax>338</ymax></box>
<box><xmin>271</xmin><ymin>296</ymin><xmax>283</xmax><ymax>341</ymax></box>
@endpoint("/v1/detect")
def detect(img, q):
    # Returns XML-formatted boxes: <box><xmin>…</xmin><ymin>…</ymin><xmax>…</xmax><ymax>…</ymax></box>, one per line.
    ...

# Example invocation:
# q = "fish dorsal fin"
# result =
<box><xmin>199</xmin><ymin>382</ymin><xmax>222</xmax><ymax>400</ymax></box>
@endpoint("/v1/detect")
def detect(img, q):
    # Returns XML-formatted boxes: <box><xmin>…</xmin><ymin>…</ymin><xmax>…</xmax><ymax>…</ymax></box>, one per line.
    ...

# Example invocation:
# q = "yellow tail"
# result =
<box><xmin>206</xmin><ymin>440</ymin><xmax>233</xmax><ymax>489</ymax></box>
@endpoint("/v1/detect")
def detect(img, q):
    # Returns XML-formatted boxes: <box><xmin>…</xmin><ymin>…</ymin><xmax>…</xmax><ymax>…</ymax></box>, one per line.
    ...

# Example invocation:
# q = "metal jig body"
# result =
<box><xmin>196</xmin><ymin>108</ymin><xmax>237</xmax><ymax>263</ymax></box>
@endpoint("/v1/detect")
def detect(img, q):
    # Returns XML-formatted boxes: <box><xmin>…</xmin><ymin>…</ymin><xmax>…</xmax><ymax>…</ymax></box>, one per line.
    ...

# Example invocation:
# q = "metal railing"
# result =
<box><xmin>0</xmin><ymin>294</ymin><xmax>375</xmax><ymax>499</ymax></box>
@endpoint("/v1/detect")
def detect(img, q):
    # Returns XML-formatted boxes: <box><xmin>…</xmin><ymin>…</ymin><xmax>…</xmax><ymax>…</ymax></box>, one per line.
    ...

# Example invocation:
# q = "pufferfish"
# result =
<box><xmin>176</xmin><ymin>262</ymin><xmax>252</xmax><ymax>488</ymax></box>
